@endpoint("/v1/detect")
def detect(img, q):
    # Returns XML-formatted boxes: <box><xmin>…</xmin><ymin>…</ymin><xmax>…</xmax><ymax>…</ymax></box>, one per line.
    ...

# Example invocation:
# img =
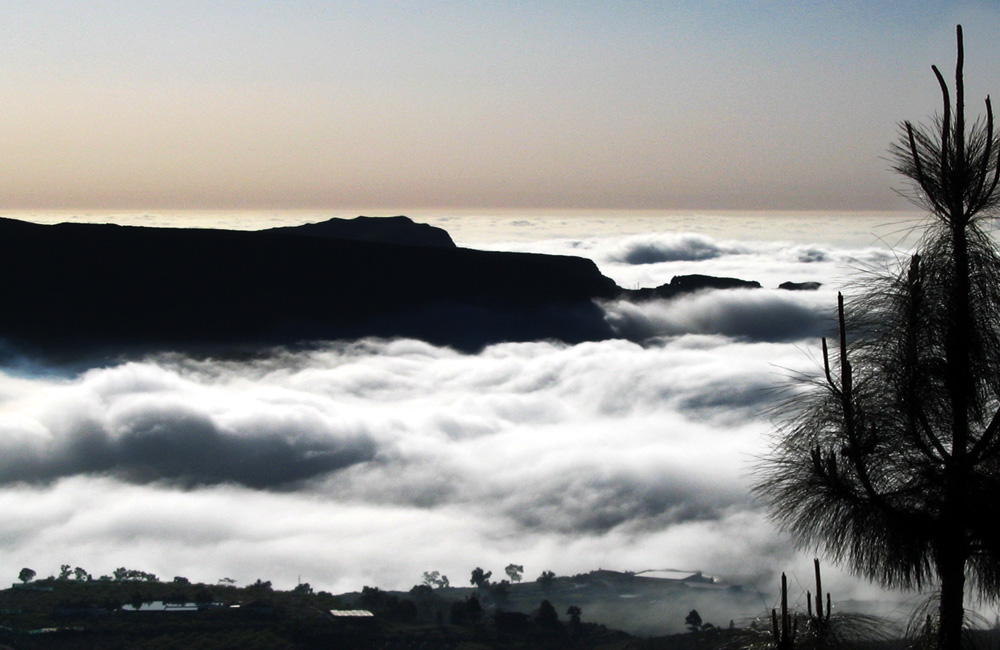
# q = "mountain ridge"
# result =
<box><xmin>0</xmin><ymin>216</ymin><xmax>818</xmax><ymax>359</ymax></box>
<box><xmin>0</xmin><ymin>216</ymin><xmax>618</xmax><ymax>357</ymax></box>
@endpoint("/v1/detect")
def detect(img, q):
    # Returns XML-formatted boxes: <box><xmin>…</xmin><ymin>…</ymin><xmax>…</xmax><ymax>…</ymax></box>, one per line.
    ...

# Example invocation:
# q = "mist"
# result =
<box><xmin>0</xmin><ymin>328</ymin><xmax>893</xmax><ymax>617</ymax></box>
<box><xmin>470</xmin><ymin>229</ymin><xmax>899</xmax><ymax>291</ymax></box>
<box><xmin>0</xmin><ymin>221</ymin><xmax>934</xmax><ymax>634</ymax></box>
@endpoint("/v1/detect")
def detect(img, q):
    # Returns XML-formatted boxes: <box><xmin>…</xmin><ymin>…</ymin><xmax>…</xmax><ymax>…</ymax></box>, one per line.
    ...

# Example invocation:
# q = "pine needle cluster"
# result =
<box><xmin>755</xmin><ymin>25</ymin><xmax>1000</xmax><ymax>650</ymax></box>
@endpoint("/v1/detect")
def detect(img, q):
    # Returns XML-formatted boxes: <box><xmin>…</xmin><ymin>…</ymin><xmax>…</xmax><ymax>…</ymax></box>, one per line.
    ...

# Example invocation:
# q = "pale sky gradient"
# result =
<box><xmin>2</xmin><ymin>1</ymin><xmax>1000</xmax><ymax>211</ymax></box>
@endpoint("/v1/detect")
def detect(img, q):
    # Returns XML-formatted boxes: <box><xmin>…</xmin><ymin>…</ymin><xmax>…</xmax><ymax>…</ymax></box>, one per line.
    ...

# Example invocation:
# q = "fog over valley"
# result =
<box><xmin>0</xmin><ymin>215</ymin><xmax>927</xmax><ymax>621</ymax></box>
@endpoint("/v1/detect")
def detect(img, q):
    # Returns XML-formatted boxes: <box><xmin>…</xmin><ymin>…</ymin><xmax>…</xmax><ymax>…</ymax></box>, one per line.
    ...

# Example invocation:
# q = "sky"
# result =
<box><xmin>3</xmin><ymin>1</ymin><xmax>1000</xmax><ymax>635</ymax></box>
<box><xmin>2</xmin><ymin>1</ymin><xmax>1000</xmax><ymax>211</ymax></box>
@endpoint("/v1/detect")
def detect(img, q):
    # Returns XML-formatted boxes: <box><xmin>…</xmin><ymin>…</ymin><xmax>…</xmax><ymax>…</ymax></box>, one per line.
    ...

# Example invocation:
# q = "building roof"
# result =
<box><xmin>330</xmin><ymin>610</ymin><xmax>374</xmax><ymax>617</ymax></box>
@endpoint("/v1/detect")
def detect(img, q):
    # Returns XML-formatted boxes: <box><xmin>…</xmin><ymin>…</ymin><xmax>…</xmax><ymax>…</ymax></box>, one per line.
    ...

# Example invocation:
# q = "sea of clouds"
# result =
<box><xmin>0</xmin><ymin>223</ymin><xmax>932</xmax><ymax>629</ymax></box>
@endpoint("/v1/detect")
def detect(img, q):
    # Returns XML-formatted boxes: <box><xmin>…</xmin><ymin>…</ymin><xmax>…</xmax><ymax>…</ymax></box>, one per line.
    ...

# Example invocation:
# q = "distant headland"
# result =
<box><xmin>0</xmin><ymin>216</ymin><xmax>816</xmax><ymax>358</ymax></box>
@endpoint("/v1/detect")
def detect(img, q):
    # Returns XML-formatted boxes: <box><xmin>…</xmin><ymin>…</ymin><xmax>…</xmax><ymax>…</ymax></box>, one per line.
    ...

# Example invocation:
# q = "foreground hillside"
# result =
<box><xmin>0</xmin><ymin>572</ymin><xmax>712</xmax><ymax>650</ymax></box>
<box><xmin>6</xmin><ymin>565</ymin><xmax>990</xmax><ymax>650</ymax></box>
<box><xmin>9</xmin><ymin>570</ymin><xmax>970</xmax><ymax>650</ymax></box>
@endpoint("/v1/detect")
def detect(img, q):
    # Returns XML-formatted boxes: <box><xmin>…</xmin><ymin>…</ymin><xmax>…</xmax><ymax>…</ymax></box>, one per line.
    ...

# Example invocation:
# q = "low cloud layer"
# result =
<box><xmin>603</xmin><ymin>289</ymin><xmax>834</xmax><ymax>342</ymax></box>
<box><xmin>605</xmin><ymin>233</ymin><xmax>748</xmax><ymax>264</ymax></box>
<box><xmin>0</xmin><ymin>223</ymin><xmax>925</xmax><ymax>627</ymax></box>
<box><xmin>1</xmin><ymin>335</ymin><xmax>824</xmax><ymax>596</ymax></box>
<box><xmin>472</xmin><ymin>230</ymin><xmax>896</xmax><ymax>292</ymax></box>
<box><xmin>0</xmin><ymin>362</ymin><xmax>376</xmax><ymax>488</ymax></box>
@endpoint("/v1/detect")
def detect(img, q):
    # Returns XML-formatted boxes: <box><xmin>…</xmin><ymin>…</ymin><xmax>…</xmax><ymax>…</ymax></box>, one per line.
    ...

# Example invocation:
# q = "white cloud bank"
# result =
<box><xmin>0</xmin><ymin>333</ymin><xmax>901</xmax><ymax>614</ymax></box>
<box><xmin>0</xmin><ymin>223</ymin><xmax>939</xmax><ymax>631</ymax></box>
<box><xmin>604</xmin><ymin>289</ymin><xmax>833</xmax><ymax>342</ymax></box>
<box><xmin>471</xmin><ymin>230</ymin><xmax>898</xmax><ymax>291</ymax></box>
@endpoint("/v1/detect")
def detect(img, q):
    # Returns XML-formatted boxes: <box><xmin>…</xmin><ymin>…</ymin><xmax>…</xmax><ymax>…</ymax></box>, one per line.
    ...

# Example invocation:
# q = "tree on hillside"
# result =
<box><xmin>470</xmin><ymin>567</ymin><xmax>492</xmax><ymax>589</ymax></box>
<box><xmin>536</xmin><ymin>599</ymin><xmax>558</xmax><ymax>625</ymax></box>
<box><xmin>18</xmin><ymin>568</ymin><xmax>35</xmax><ymax>584</ymax></box>
<box><xmin>450</xmin><ymin>595</ymin><xmax>482</xmax><ymax>625</ymax></box>
<box><xmin>537</xmin><ymin>570</ymin><xmax>556</xmax><ymax>590</ymax></box>
<box><xmin>567</xmin><ymin>604</ymin><xmax>582</xmax><ymax>627</ymax></box>
<box><xmin>422</xmin><ymin>570</ymin><xmax>450</xmax><ymax>589</ymax></box>
<box><xmin>490</xmin><ymin>579</ymin><xmax>511</xmax><ymax>606</ymax></box>
<box><xmin>755</xmin><ymin>25</ymin><xmax>1000</xmax><ymax>650</ymax></box>
<box><xmin>113</xmin><ymin>567</ymin><xmax>158</xmax><ymax>582</ymax></box>
<box><xmin>685</xmin><ymin>609</ymin><xmax>703</xmax><ymax>633</ymax></box>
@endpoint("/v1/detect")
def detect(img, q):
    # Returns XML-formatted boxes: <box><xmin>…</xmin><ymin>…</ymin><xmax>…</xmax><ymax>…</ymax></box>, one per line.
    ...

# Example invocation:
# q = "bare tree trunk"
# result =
<box><xmin>947</xmin><ymin>222</ymin><xmax>972</xmax><ymax>450</ymax></box>
<box><xmin>938</xmin><ymin>204</ymin><xmax>971</xmax><ymax>650</ymax></box>
<box><xmin>937</xmin><ymin>539</ymin><xmax>967</xmax><ymax>650</ymax></box>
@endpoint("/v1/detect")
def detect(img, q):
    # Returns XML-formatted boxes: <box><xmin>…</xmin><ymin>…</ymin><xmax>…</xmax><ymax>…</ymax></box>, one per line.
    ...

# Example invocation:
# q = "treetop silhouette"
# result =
<box><xmin>756</xmin><ymin>24</ymin><xmax>1000</xmax><ymax>650</ymax></box>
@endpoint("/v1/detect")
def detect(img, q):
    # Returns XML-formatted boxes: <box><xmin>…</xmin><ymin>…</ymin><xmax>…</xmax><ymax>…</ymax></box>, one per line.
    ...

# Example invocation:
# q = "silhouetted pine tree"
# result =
<box><xmin>756</xmin><ymin>25</ymin><xmax>1000</xmax><ymax>650</ymax></box>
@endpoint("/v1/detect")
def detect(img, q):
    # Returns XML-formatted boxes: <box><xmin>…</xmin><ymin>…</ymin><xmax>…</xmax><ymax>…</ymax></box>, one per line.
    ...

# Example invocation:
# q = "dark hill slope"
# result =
<box><xmin>265</xmin><ymin>214</ymin><xmax>456</xmax><ymax>247</ymax></box>
<box><xmin>0</xmin><ymin>217</ymin><xmax>619</xmax><ymax>356</ymax></box>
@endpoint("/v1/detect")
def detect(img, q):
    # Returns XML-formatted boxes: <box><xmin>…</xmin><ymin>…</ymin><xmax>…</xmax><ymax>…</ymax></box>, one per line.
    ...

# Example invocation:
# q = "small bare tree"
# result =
<box><xmin>756</xmin><ymin>25</ymin><xmax>1000</xmax><ymax>650</ymax></box>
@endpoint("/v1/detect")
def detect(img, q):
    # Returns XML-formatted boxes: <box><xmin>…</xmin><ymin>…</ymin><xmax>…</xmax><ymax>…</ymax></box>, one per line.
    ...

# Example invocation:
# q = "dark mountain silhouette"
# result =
<box><xmin>265</xmin><ymin>215</ymin><xmax>456</xmax><ymax>248</ymax></box>
<box><xmin>778</xmin><ymin>280</ymin><xmax>822</xmax><ymax>291</ymax></box>
<box><xmin>0</xmin><ymin>216</ymin><xmax>811</xmax><ymax>358</ymax></box>
<box><xmin>619</xmin><ymin>274</ymin><xmax>762</xmax><ymax>301</ymax></box>
<box><xmin>0</xmin><ymin>216</ymin><xmax>618</xmax><ymax>357</ymax></box>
